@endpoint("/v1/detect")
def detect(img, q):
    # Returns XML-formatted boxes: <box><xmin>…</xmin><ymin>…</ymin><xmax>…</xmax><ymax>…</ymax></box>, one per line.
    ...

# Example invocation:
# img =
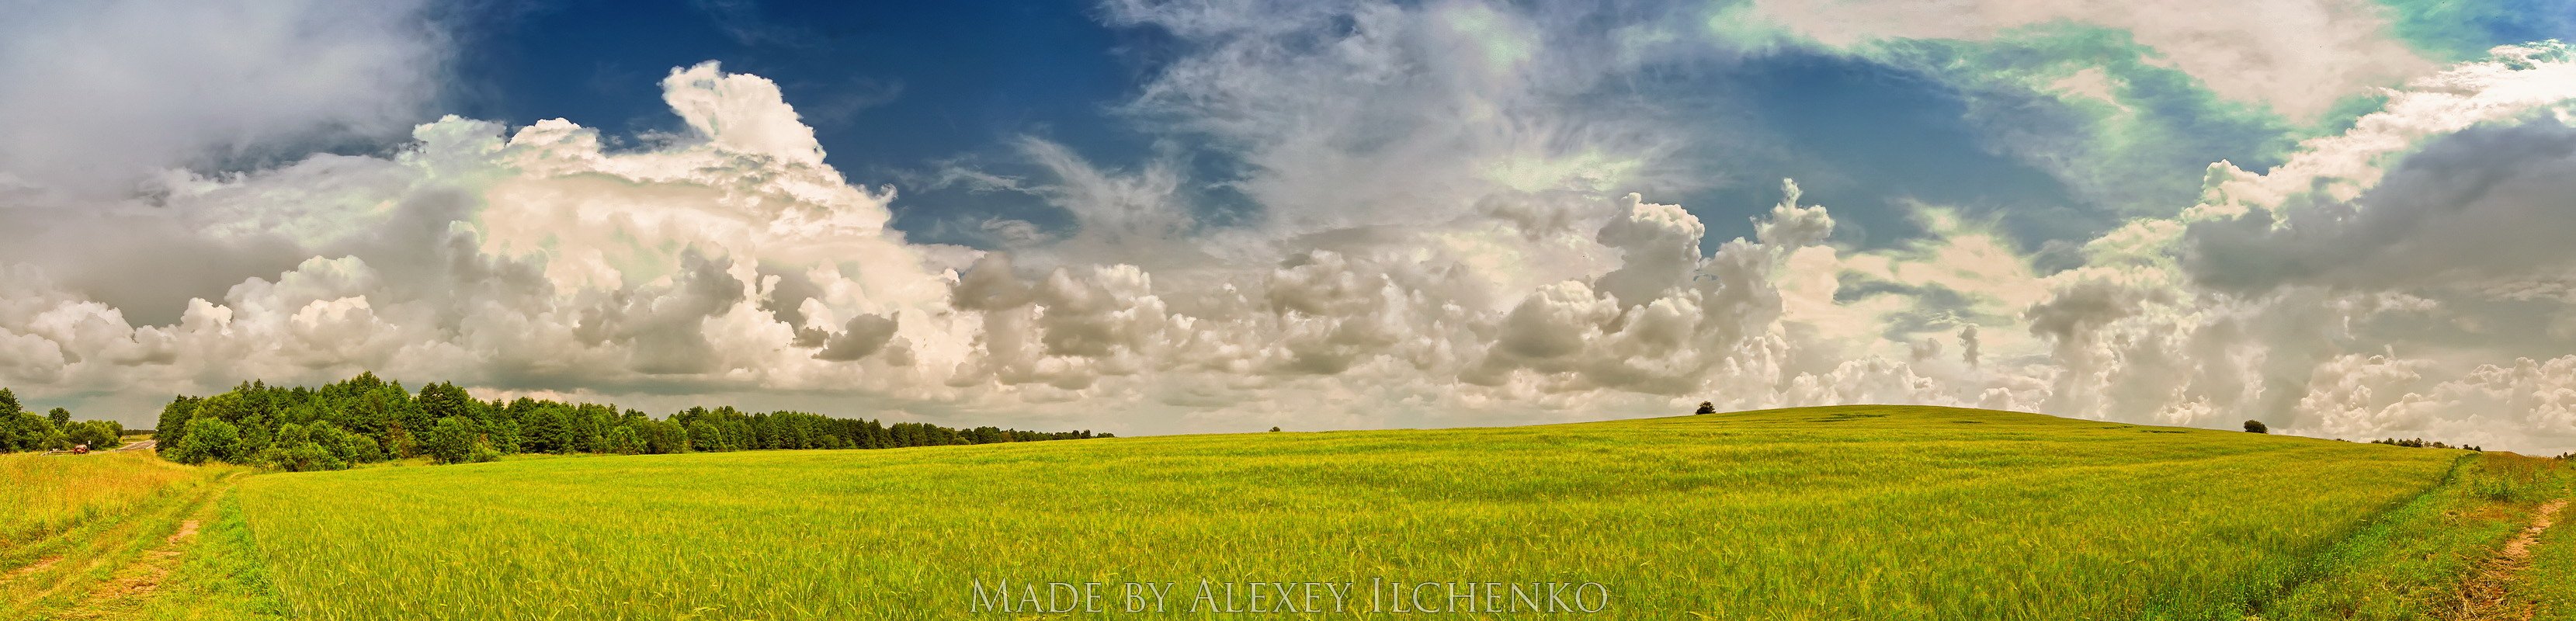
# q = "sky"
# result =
<box><xmin>4</xmin><ymin>0</ymin><xmax>2576</xmax><ymax>451</ymax></box>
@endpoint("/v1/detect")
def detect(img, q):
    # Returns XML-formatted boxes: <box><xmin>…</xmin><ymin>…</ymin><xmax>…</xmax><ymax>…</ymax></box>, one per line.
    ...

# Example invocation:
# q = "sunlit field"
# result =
<box><xmin>235</xmin><ymin>405</ymin><xmax>2467</xmax><ymax>619</ymax></box>
<box><xmin>0</xmin><ymin>452</ymin><xmax>204</xmax><ymax>550</ymax></box>
<box><xmin>0</xmin><ymin>452</ymin><xmax>279</xmax><ymax>621</ymax></box>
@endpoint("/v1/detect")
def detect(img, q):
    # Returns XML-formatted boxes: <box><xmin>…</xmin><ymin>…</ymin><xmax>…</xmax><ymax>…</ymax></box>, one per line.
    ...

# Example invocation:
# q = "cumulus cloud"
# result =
<box><xmin>2</xmin><ymin>2</ymin><xmax>2576</xmax><ymax>454</ymax></box>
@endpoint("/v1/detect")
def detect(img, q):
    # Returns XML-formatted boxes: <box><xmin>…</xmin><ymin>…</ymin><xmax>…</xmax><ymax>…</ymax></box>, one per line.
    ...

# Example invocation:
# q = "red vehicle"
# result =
<box><xmin>70</xmin><ymin>444</ymin><xmax>89</xmax><ymax>455</ymax></box>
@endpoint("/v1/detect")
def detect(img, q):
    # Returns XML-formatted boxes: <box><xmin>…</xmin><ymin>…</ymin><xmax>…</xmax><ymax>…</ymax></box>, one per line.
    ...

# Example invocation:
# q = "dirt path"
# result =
<box><xmin>2450</xmin><ymin>498</ymin><xmax>2571</xmax><ymax>619</ymax></box>
<box><xmin>1</xmin><ymin>473</ymin><xmax>232</xmax><ymax>619</ymax></box>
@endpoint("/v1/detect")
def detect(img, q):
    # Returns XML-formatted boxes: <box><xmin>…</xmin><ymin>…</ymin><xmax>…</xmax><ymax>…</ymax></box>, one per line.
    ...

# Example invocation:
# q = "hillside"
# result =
<box><xmin>208</xmin><ymin>405</ymin><xmax>2494</xmax><ymax>619</ymax></box>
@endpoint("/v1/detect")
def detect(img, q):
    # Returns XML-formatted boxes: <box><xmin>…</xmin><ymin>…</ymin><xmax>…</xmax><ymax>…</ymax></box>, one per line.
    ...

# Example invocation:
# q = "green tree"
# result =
<box><xmin>2244</xmin><ymin>420</ymin><xmax>2269</xmax><ymax>434</ymax></box>
<box><xmin>602</xmin><ymin>425</ymin><xmax>644</xmax><ymax>455</ymax></box>
<box><xmin>47</xmin><ymin>407</ymin><xmax>69</xmax><ymax>428</ymax></box>
<box><xmin>154</xmin><ymin>396</ymin><xmax>201</xmax><ymax>446</ymax></box>
<box><xmin>686</xmin><ymin>420</ymin><xmax>727</xmax><ymax>452</ymax></box>
<box><xmin>168</xmin><ymin>418</ymin><xmax>241</xmax><ymax>464</ymax></box>
<box><xmin>1695</xmin><ymin>401</ymin><xmax>1717</xmax><ymax>415</ymax></box>
<box><xmin>638</xmin><ymin>420</ymin><xmax>688</xmax><ymax>454</ymax></box>
<box><xmin>0</xmin><ymin>388</ymin><xmax>21</xmax><ymax>452</ymax></box>
<box><xmin>416</xmin><ymin>383</ymin><xmax>474</xmax><ymax>425</ymax></box>
<box><xmin>422</xmin><ymin>416</ymin><xmax>480</xmax><ymax>465</ymax></box>
<box><xmin>66</xmin><ymin>420</ymin><xmax>120</xmax><ymax>449</ymax></box>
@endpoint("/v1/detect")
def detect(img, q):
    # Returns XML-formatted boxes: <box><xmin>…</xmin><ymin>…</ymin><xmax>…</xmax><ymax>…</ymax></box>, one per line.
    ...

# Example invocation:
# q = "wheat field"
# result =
<box><xmin>230</xmin><ymin>405</ymin><xmax>2471</xmax><ymax>619</ymax></box>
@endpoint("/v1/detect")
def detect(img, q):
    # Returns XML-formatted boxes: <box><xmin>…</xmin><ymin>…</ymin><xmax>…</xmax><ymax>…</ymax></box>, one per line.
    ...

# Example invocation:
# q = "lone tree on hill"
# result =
<box><xmin>2244</xmin><ymin>420</ymin><xmax>2269</xmax><ymax>434</ymax></box>
<box><xmin>1695</xmin><ymin>401</ymin><xmax>1717</xmax><ymax>415</ymax></box>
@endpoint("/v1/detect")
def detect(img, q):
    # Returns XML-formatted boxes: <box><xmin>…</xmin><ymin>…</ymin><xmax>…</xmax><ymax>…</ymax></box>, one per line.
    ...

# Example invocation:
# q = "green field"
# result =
<box><xmin>218</xmin><ymin>406</ymin><xmax>2491</xmax><ymax>619</ymax></box>
<box><xmin>0</xmin><ymin>452</ymin><xmax>279</xmax><ymax>621</ymax></box>
<box><xmin>14</xmin><ymin>405</ymin><xmax>2575</xmax><ymax>619</ymax></box>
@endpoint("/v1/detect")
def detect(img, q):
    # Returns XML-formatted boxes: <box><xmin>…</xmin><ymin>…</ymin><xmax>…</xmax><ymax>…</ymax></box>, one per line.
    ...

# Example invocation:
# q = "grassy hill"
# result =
<box><xmin>193</xmin><ymin>405</ymin><xmax>2502</xmax><ymax>619</ymax></box>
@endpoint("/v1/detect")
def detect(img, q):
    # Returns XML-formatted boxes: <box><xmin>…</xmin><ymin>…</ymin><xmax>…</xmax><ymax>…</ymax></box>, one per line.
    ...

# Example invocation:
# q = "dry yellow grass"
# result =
<box><xmin>0</xmin><ymin>453</ymin><xmax>207</xmax><ymax>550</ymax></box>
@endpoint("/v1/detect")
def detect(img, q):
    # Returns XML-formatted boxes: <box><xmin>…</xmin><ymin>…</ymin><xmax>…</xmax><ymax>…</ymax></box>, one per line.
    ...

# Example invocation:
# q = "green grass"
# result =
<box><xmin>2525</xmin><ymin>501</ymin><xmax>2576</xmax><ymax>620</ymax></box>
<box><xmin>2256</xmin><ymin>453</ymin><xmax>2574</xmax><ymax>619</ymax></box>
<box><xmin>0</xmin><ymin>452</ymin><xmax>266</xmax><ymax>621</ymax></box>
<box><xmin>234</xmin><ymin>406</ymin><xmax>2470</xmax><ymax>619</ymax></box>
<box><xmin>0</xmin><ymin>453</ymin><xmax>209</xmax><ymax>550</ymax></box>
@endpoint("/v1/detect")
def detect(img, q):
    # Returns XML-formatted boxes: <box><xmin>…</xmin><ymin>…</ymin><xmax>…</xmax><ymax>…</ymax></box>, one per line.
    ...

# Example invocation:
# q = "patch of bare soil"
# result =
<box><xmin>2449</xmin><ymin>498</ymin><xmax>2570</xmax><ymax>620</ymax></box>
<box><xmin>57</xmin><ymin>519</ymin><xmax>203</xmax><ymax>619</ymax></box>
<box><xmin>0</xmin><ymin>556</ymin><xmax>62</xmax><ymax>584</ymax></box>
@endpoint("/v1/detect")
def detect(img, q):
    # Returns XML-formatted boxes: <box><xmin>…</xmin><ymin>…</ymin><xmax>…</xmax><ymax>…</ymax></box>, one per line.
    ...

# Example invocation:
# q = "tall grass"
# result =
<box><xmin>238</xmin><ymin>406</ymin><xmax>2463</xmax><ymax>619</ymax></box>
<box><xmin>0</xmin><ymin>452</ymin><xmax>206</xmax><ymax>550</ymax></box>
<box><xmin>1</xmin><ymin>451</ymin><xmax>245</xmax><ymax>620</ymax></box>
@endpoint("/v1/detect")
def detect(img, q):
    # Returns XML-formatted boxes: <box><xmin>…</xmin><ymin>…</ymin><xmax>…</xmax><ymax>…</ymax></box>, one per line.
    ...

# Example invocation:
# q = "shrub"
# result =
<box><xmin>422</xmin><ymin>417</ymin><xmax>481</xmax><ymax>465</ymax></box>
<box><xmin>2244</xmin><ymin>420</ymin><xmax>2268</xmax><ymax>434</ymax></box>
<box><xmin>65</xmin><ymin>420</ymin><xmax>120</xmax><ymax>449</ymax></box>
<box><xmin>1696</xmin><ymin>401</ymin><xmax>1717</xmax><ymax>415</ymax></box>
<box><xmin>168</xmin><ymin>418</ymin><xmax>241</xmax><ymax>464</ymax></box>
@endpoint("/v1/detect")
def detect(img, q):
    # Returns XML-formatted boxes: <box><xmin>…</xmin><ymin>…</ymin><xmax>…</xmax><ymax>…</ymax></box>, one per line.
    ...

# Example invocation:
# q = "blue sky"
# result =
<box><xmin>429</xmin><ymin>0</ymin><xmax>2324</xmax><ymax>252</ymax></box>
<box><xmin>419</xmin><ymin>0</ymin><xmax>2571</xmax><ymax>258</ymax></box>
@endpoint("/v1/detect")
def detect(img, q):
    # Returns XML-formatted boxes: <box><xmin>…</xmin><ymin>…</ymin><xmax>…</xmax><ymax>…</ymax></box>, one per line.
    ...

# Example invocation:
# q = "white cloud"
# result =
<box><xmin>0</xmin><ymin>0</ymin><xmax>447</xmax><ymax>195</ymax></box>
<box><xmin>1738</xmin><ymin>0</ymin><xmax>2435</xmax><ymax>119</ymax></box>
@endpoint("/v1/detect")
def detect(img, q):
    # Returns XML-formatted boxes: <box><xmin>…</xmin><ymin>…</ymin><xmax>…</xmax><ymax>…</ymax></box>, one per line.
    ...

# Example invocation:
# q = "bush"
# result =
<box><xmin>603</xmin><ymin>425</ymin><xmax>644</xmax><ymax>455</ymax></box>
<box><xmin>259</xmin><ymin>442</ymin><xmax>348</xmax><ymax>472</ymax></box>
<box><xmin>2243</xmin><ymin>420</ymin><xmax>2268</xmax><ymax>434</ymax></box>
<box><xmin>422</xmin><ymin>417</ymin><xmax>481</xmax><ymax>465</ymax></box>
<box><xmin>168</xmin><ymin>418</ymin><xmax>241</xmax><ymax>464</ymax></box>
<box><xmin>65</xmin><ymin>420</ymin><xmax>120</xmax><ymax>449</ymax></box>
<box><xmin>1696</xmin><ymin>401</ymin><xmax>1717</xmax><ymax>415</ymax></box>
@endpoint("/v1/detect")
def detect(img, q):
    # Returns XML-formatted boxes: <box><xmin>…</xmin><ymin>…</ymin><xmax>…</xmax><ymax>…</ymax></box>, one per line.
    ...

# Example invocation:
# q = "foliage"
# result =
<box><xmin>0</xmin><ymin>388</ymin><xmax>68</xmax><ymax>453</ymax></box>
<box><xmin>2373</xmin><ymin>437</ymin><xmax>2484</xmax><ymax>451</ymax></box>
<box><xmin>422</xmin><ymin>417</ymin><xmax>484</xmax><ymax>465</ymax></box>
<box><xmin>117</xmin><ymin>373</ymin><xmax>1102</xmax><ymax>469</ymax></box>
<box><xmin>238</xmin><ymin>406</ymin><xmax>2462</xmax><ymax>619</ymax></box>
<box><xmin>63</xmin><ymin>419</ymin><xmax>120</xmax><ymax>449</ymax></box>
<box><xmin>165</xmin><ymin>418</ymin><xmax>241</xmax><ymax>465</ymax></box>
<box><xmin>1696</xmin><ymin>401</ymin><xmax>1718</xmax><ymax>415</ymax></box>
<box><xmin>2244</xmin><ymin>419</ymin><xmax>2269</xmax><ymax>433</ymax></box>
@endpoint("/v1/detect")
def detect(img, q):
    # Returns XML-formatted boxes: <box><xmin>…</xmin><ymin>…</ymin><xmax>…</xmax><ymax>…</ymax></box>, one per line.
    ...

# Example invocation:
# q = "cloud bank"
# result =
<box><xmin>3</xmin><ymin>2</ymin><xmax>2576</xmax><ymax>452</ymax></box>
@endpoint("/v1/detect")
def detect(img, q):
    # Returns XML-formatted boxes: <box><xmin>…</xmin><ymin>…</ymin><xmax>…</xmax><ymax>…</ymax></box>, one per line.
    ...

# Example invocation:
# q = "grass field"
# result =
<box><xmin>223</xmin><ymin>405</ymin><xmax>2490</xmax><ymax>620</ymax></box>
<box><xmin>0</xmin><ymin>452</ymin><xmax>282</xmax><ymax>621</ymax></box>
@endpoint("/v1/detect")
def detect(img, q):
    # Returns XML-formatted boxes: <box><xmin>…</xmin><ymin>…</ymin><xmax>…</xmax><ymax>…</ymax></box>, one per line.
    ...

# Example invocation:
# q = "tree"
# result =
<box><xmin>422</xmin><ymin>416</ymin><xmax>481</xmax><ymax>465</ymax></box>
<box><xmin>415</xmin><ymin>383</ymin><xmax>474</xmax><ymax>424</ymax></box>
<box><xmin>168</xmin><ymin>418</ymin><xmax>240</xmax><ymax>464</ymax></box>
<box><xmin>2244</xmin><ymin>420</ymin><xmax>2269</xmax><ymax>434</ymax></box>
<box><xmin>47</xmin><ymin>408</ymin><xmax>69</xmax><ymax>428</ymax></box>
<box><xmin>155</xmin><ymin>396</ymin><xmax>201</xmax><ymax>446</ymax></box>
<box><xmin>1269</xmin><ymin>426</ymin><xmax>1282</xmax><ymax>432</ymax></box>
<box><xmin>66</xmin><ymin>420</ymin><xmax>120</xmax><ymax>449</ymax></box>
<box><xmin>1695</xmin><ymin>401</ymin><xmax>1717</xmax><ymax>415</ymax></box>
<box><xmin>603</xmin><ymin>425</ymin><xmax>644</xmax><ymax>455</ymax></box>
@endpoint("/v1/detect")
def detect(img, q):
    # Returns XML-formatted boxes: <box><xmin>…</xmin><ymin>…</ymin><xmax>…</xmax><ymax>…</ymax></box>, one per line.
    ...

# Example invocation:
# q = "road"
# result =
<box><xmin>35</xmin><ymin>439</ymin><xmax>154</xmax><ymax>456</ymax></box>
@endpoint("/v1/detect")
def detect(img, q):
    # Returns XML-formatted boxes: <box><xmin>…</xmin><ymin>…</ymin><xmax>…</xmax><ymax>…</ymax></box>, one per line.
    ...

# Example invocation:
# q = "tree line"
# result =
<box><xmin>2370</xmin><ymin>437</ymin><xmax>2483</xmax><ymax>451</ymax></box>
<box><xmin>0</xmin><ymin>388</ymin><xmax>125</xmax><ymax>453</ymax></box>
<box><xmin>31</xmin><ymin>372</ymin><xmax>1106</xmax><ymax>471</ymax></box>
